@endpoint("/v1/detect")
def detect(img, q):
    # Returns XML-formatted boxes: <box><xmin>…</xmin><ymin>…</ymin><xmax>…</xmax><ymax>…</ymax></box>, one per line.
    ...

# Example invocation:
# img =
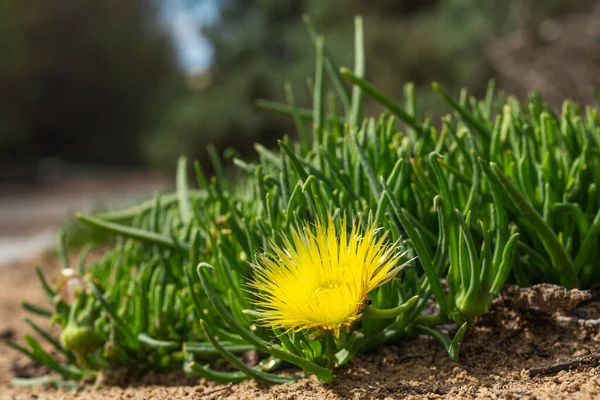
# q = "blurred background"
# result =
<box><xmin>0</xmin><ymin>0</ymin><xmax>599</xmax><ymax>263</ymax></box>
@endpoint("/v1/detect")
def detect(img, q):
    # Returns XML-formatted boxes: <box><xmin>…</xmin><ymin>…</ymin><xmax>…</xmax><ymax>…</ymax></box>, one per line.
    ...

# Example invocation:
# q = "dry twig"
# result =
<box><xmin>529</xmin><ymin>353</ymin><xmax>600</xmax><ymax>378</ymax></box>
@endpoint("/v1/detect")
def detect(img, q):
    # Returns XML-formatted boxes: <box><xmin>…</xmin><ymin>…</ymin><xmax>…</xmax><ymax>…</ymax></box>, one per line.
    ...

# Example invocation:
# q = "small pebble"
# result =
<box><xmin>0</xmin><ymin>328</ymin><xmax>14</xmax><ymax>339</ymax></box>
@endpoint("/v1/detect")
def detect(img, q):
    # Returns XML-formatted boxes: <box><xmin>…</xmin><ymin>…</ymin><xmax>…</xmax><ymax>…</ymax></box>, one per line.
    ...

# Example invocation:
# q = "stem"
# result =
<box><xmin>363</xmin><ymin>296</ymin><xmax>418</xmax><ymax>319</ymax></box>
<box><xmin>412</xmin><ymin>314</ymin><xmax>452</xmax><ymax>327</ymax></box>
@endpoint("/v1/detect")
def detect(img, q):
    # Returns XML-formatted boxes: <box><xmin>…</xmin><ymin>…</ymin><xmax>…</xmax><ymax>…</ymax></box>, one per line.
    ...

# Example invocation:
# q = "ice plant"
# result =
<box><xmin>9</xmin><ymin>13</ymin><xmax>600</xmax><ymax>388</ymax></box>
<box><xmin>250</xmin><ymin>216</ymin><xmax>404</xmax><ymax>338</ymax></box>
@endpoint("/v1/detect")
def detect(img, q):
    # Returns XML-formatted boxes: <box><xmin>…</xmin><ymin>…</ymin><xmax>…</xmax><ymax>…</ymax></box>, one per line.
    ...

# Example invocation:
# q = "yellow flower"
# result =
<box><xmin>250</xmin><ymin>216</ymin><xmax>404</xmax><ymax>338</ymax></box>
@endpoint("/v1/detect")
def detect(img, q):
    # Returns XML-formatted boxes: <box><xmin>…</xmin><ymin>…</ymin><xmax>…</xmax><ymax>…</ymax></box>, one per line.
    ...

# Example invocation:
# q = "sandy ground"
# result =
<box><xmin>0</xmin><ymin>250</ymin><xmax>599</xmax><ymax>400</ymax></box>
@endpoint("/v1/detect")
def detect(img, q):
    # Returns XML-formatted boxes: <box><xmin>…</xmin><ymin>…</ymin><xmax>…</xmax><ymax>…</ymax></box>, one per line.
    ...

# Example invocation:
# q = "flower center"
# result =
<box><xmin>305</xmin><ymin>279</ymin><xmax>361</xmax><ymax>327</ymax></box>
<box><xmin>312</xmin><ymin>280</ymin><xmax>344</xmax><ymax>304</ymax></box>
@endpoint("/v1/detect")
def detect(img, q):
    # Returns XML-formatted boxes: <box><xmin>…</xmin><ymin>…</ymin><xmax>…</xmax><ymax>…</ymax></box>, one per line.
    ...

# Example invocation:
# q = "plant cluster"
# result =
<box><xmin>7</xmin><ymin>17</ymin><xmax>600</xmax><ymax>387</ymax></box>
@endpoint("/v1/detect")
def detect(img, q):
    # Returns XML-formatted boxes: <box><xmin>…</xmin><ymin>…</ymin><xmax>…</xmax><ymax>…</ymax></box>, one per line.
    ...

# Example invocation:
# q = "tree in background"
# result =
<box><xmin>144</xmin><ymin>0</ymin><xmax>495</xmax><ymax>170</ymax></box>
<box><xmin>1</xmin><ymin>0</ymin><xmax>593</xmax><ymax>178</ymax></box>
<box><xmin>145</xmin><ymin>0</ymin><xmax>313</xmax><ymax>169</ymax></box>
<box><xmin>144</xmin><ymin>0</ymin><xmax>498</xmax><ymax>169</ymax></box>
<box><xmin>147</xmin><ymin>0</ymin><xmax>595</xmax><ymax>171</ymax></box>
<box><xmin>0</xmin><ymin>0</ymin><xmax>180</xmax><ymax>181</ymax></box>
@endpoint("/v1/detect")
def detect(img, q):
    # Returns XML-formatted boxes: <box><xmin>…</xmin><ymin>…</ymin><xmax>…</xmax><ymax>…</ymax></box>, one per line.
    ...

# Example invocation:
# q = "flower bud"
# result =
<box><xmin>60</xmin><ymin>324</ymin><xmax>100</xmax><ymax>353</ymax></box>
<box><xmin>58</xmin><ymin>268</ymin><xmax>85</xmax><ymax>305</ymax></box>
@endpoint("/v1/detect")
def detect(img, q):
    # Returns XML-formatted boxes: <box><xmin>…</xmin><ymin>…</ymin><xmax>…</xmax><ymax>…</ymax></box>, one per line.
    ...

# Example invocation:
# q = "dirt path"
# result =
<box><xmin>0</xmin><ymin>172</ymin><xmax>167</xmax><ymax>268</ymax></box>
<box><xmin>1</xmin><ymin>251</ymin><xmax>599</xmax><ymax>399</ymax></box>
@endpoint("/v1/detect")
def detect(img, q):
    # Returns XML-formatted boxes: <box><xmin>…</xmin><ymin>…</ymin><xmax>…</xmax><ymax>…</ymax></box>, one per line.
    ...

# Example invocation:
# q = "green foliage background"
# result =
<box><xmin>145</xmin><ymin>0</ymin><xmax>588</xmax><ymax>170</ymax></box>
<box><xmin>0</xmin><ymin>0</ymin><xmax>593</xmax><ymax>177</ymax></box>
<box><xmin>0</xmin><ymin>0</ymin><xmax>178</xmax><ymax>180</ymax></box>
